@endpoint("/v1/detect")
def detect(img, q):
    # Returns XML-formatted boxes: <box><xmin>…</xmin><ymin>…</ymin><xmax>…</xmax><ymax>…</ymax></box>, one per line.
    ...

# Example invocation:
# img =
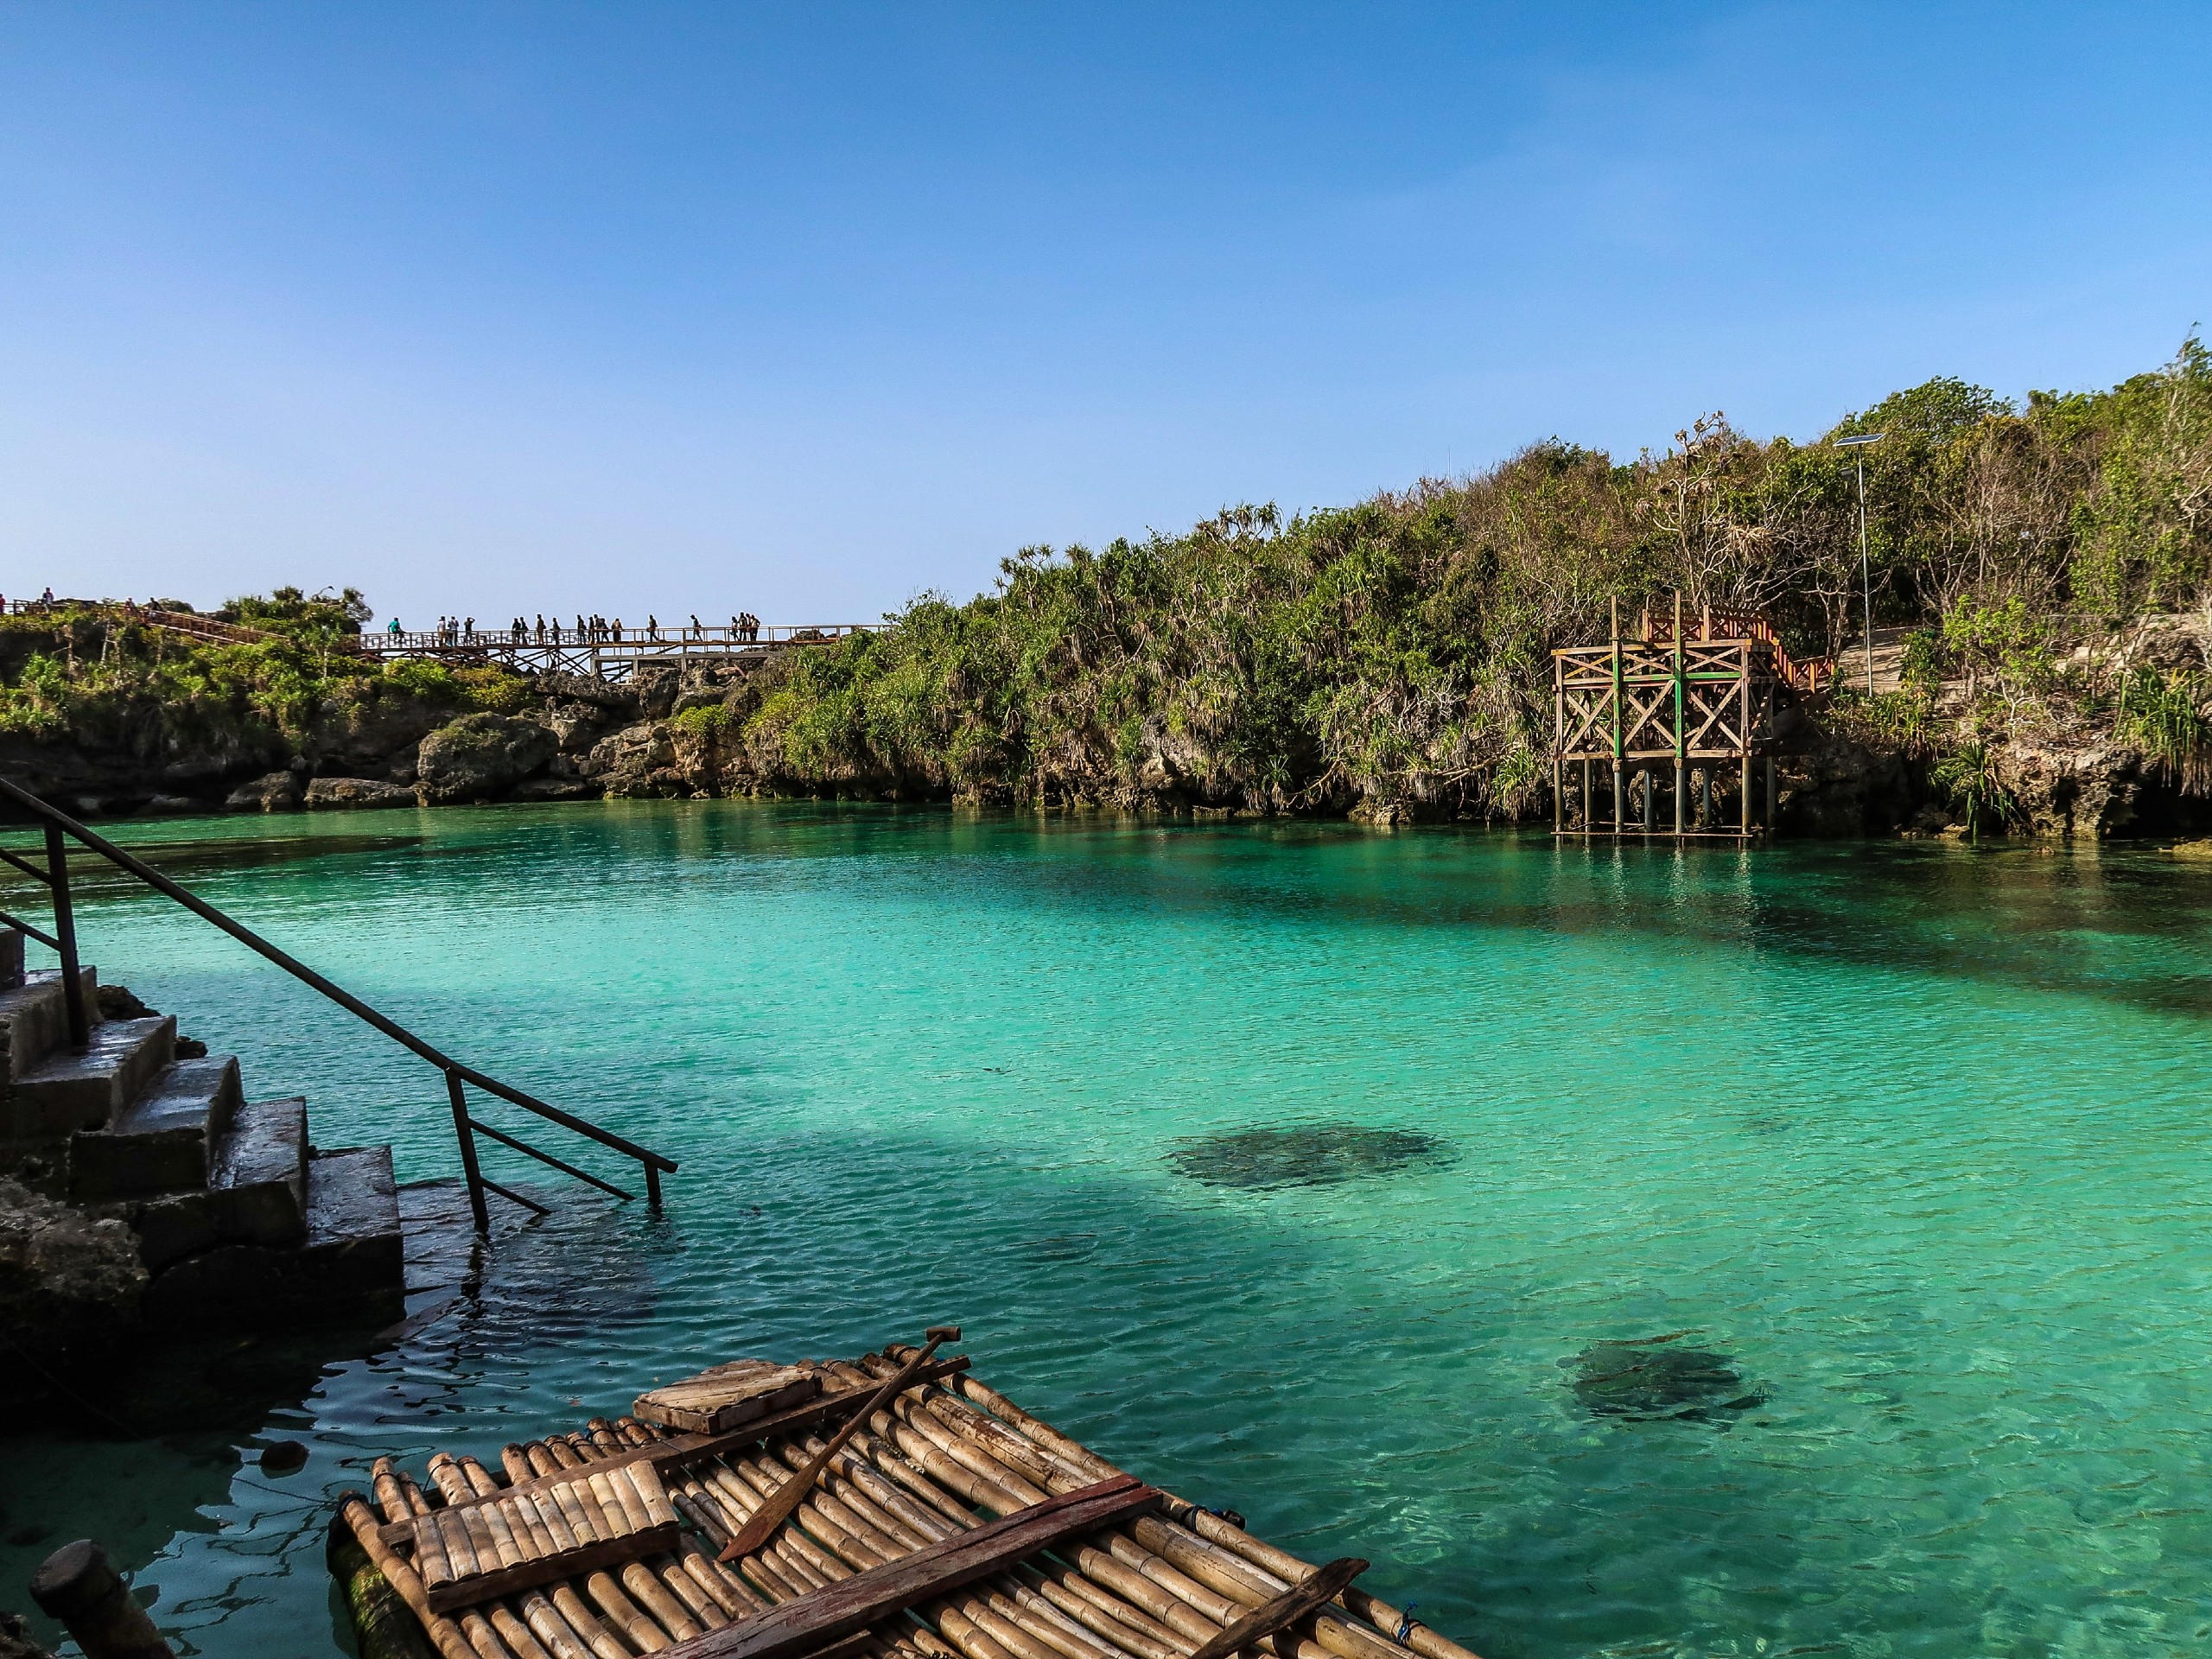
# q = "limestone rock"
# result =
<box><xmin>305</xmin><ymin>777</ymin><xmax>420</xmax><ymax>810</ymax></box>
<box><xmin>536</xmin><ymin>670</ymin><xmax>639</xmax><ymax>715</ymax></box>
<box><xmin>1999</xmin><ymin>739</ymin><xmax>2149</xmax><ymax>839</ymax></box>
<box><xmin>225</xmin><ymin>772</ymin><xmax>302</xmax><ymax>812</ymax></box>
<box><xmin>582</xmin><ymin>721</ymin><xmax>676</xmax><ymax>795</ymax></box>
<box><xmin>416</xmin><ymin>714</ymin><xmax>557</xmax><ymax>804</ymax></box>
<box><xmin>509</xmin><ymin>776</ymin><xmax>601</xmax><ymax>801</ymax></box>
<box><xmin>1777</xmin><ymin>733</ymin><xmax>1915</xmax><ymax>835</ymax></box>
<box><xmin>0</xmin><ymin>1178</ymin><xmax>145</xmax><ymax>1344</ymax></box>
<box><xmin>541</xmin><ymin>700</ymin><xmax>617</xmax><ymax>754</ymax></box>
<box><xmin>305</xmin><ymin>688</ymin><xmax>455</xmax><ymax>773</ymax></box>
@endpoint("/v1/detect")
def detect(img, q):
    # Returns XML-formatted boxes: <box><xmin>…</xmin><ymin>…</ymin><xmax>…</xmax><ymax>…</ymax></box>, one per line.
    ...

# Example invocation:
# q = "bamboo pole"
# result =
<box><xmin>831</xmin><ymin>1362</ymin><xmax>1282</xmax><ymax>1659</ymax></box>
<box><xmin>936</xmin><ymin>1371</ymin><xmax>1476</xmax><ymax>1659</ymax></box>
<box><xmin>340</xmin><ymin>1496</ymin><xmax>486</xmax><ymax>1659</ymax></box>
<box><xmin>457</xmin><ymin>1439</ymin><xmax>675</xmax><ymax>1657</ymax></box>
<box><xmin>833</xmin><ymin>1364</ymin><xmax>1334</xmax><ymax>1659</ymax></box>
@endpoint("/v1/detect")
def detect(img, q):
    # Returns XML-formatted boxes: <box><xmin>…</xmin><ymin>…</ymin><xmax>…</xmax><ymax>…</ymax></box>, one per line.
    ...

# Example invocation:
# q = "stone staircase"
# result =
<box><xmin>0</xmin><ymin>929</ymin><xmax>404</xmax><ymax>1328</ymax></box>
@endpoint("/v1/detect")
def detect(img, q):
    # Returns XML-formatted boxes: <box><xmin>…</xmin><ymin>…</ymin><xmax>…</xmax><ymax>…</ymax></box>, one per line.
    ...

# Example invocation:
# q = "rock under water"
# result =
<box><xmin>1567</xmin><ymin>1335</ymin><xmax>1765</xmax><ymax>1421</ymax></box>
<box><xmin>1168</xmin><ymin>1123</ymin><xmax>1455</xmax><ymax>1191</ymax></box>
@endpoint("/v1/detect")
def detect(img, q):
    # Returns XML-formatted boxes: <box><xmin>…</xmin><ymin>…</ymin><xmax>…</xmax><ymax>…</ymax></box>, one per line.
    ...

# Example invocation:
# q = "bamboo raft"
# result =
<box><xmin>330</xmin><ymin>1338</ymin><xmax>1484</xmax><ymax>1659</ymax></box>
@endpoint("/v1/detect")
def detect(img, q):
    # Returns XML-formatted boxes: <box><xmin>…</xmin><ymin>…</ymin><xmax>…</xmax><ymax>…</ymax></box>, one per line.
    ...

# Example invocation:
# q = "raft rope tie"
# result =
<box><xmin>1394</xmin><ymin>1605</ymin><xmax>1421</xmax><ymax>1644</ymax></box>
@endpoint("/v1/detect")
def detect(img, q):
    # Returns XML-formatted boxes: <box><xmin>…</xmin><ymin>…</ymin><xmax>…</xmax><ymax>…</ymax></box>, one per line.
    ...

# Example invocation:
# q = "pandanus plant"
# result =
<box><xmin>2115</xmin><ymin>664</ymin><xmax>2212</xmax><ymax>796</ymax></box>
<box><xmin>1930</xmin><ymin>739</ymin><xmax>2016</xmax><ymax>842</ymax></box>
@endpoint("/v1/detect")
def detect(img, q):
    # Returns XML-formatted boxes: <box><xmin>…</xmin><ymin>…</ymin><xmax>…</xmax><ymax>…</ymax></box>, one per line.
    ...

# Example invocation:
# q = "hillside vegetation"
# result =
<box><xmin>722</xmin><ymin>339</ymin><xmax>2212</xmax><ymax>823</ymax></box>
<box><xmin>4</xmin><ymin>341</ymin><xmax>2210</xmax><ymax>836</ymax></box>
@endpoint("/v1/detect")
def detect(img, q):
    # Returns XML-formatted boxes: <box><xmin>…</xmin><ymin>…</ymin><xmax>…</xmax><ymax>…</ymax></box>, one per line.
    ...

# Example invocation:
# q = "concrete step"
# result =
<box><xmin>140</xmin><ymin>1142</ymin><xmax>404</xmax><ymax>1328</ymax></box>
<box><xmin>213</xmin><ymin>1095</ymin><xmax>309</xmax><ymax>1243</ymax></box>
<box><xmin>125</xmin><ymin>1106</ymin><xmax>309</xmax><ymax>1274</ymax></box>
<box><xmin>3</xmin><ymin>1013</ymin><xmax>168</xmax><ymax>1142</ymax></box>
<box><xmin>123</xmin><ymin>1096</ymin><xmax>308</xmax><ymax>1271</ymax></box>
<box><xmin>0</xmin><ymin>966</ymin><xmax>102</xmax><ymax>1088</ymax></box>
<box><xmin>67</xmin><ymin>1055</ymin><xmax>243</xmax><ymax>1200</ymax></box>
<box><xmin>300</xmin><ymin>1144</ymin><xmax>405</xmax><ymax>1298</ymax></box>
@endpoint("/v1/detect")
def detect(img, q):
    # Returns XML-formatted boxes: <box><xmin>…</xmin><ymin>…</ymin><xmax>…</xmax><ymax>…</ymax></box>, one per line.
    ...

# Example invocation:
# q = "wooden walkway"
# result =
<box><xmin>333</xmin><ymin>1339</ymin><xmax>1483</xmax><ymax>1659</ymax></box>
<box><xmin>4</xmin><ymin>600</ymin><xmax>871</xmax><ymax>685</ymax></box>
<box><xmin>356</xmin><ymin>624</ymin><xmax>874</xmax><ymax>683</ymax></box>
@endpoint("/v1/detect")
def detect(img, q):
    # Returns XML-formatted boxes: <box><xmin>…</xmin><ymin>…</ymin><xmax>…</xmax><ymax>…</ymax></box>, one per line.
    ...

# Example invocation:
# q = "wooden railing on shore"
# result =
<box><xmin>1638</xmin><ymin>602</ymin><xmax>1833</xmax><ymax>696</ymax></box>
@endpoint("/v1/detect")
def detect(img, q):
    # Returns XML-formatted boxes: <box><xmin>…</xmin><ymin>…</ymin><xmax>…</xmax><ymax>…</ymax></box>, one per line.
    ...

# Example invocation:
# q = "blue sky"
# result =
<box><xmin>2</xmin><ymin>3</ymin><xmax>2207</xmax><ymax>626</ymax></box>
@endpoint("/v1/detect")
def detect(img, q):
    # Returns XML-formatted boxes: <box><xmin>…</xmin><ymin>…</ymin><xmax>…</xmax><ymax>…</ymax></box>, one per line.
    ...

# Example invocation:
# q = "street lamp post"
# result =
<box><xmin>1837</xmin><ymin>432</ymin><xmax>1887</xmax><ymax>695</ymax></box>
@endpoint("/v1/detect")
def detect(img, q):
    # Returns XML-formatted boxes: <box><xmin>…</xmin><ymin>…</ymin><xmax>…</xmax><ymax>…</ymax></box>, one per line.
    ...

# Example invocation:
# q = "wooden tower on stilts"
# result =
<box><xmin>1550</xmin><ymin>594</ymin><xmax>1826</xmax><ymax>842</ymax></box>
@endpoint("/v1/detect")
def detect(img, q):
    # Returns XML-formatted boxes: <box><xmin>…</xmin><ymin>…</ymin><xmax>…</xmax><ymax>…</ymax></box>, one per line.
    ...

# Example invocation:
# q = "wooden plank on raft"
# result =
<box><xmin>427</xmin><ymin>1524</ymin><xmax>681</xmax><ymax>1613</ymax></box>
<box><xmin>379</xmin><ymin>1357</ymin><xmax>973</xmax><ymax>1551</ymax></box>
<box><xmin>656</xmin><ymin>1474</ymin><xmax>1163</xmax><ymax>1659</ymax></box>
<box><xmin>1185</xmin><ymin>1557</ymin><xmax>1371</xmax><ymax>1659</ymax></box>
<box><xmin>635</xmin><ymin>1360</ymin><xmax>822</xmax><ymax>1433</ymax></box>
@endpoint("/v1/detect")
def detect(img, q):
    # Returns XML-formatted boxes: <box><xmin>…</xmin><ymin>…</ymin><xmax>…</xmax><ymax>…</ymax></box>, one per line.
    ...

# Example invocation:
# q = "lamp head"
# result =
<box><xmin>1835</xmin><ymin>431</ymin><xmax>1887</xmax><ymax>447</ymax></box>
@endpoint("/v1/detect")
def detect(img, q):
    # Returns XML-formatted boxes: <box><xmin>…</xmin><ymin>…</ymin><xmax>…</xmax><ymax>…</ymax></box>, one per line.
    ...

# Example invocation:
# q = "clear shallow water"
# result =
<box><xmin>7</xmin><ymin>804</ymin><xmax>2212</xmax><ymax>1658</ymax></box>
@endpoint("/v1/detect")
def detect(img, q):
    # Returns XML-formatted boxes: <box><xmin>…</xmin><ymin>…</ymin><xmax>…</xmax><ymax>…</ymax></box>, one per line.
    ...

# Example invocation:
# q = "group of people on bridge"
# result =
<box><xmin>401</xmin><ymin>613</ymin><xmax>765</xmax><ymax>646</ymax></box>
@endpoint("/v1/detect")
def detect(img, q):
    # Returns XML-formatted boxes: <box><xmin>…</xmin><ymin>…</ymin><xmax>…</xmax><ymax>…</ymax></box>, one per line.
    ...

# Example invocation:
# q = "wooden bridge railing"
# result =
<box><xmin>5</xmin><ymin>599</ymin><xmax>871</xmax><ymax>677</ymax></box>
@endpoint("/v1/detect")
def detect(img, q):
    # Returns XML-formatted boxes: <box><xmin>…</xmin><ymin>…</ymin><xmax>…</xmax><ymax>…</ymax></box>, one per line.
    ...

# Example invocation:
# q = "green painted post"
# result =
<box><xmin>1610</xmin><ymin>597</ymin><xmax>1625</xmax><ymax>836</ymax></box>
<box><xmin>1673</xmin><ymin>592</ymin><xmax>1687</xmax><ymax>836</ymax></box>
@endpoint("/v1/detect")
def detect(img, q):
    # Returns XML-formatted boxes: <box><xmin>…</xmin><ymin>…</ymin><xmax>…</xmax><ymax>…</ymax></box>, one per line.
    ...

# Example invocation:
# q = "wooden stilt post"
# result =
<box><xmin>1611</xmin><ymin>598</ymin><xmax>1625</xmax><ymax>836</ymax></box>
<box><xmin>1739</xmin><ymin>643</ymin><xmax>1752</xmax><ymax>840</ymax></box>
<box><xmin>1766</xmin><ymin>755</ymin><xmax>1777</xmax><ymax>830</ymax></box>
<box><xmin>1581</xmin><ymin>756</ymin><xmax>1591</xmax><ymax>833</ymax></box>
<box><xmin>1673</xmin><ymin>592</ymin><xmax>1687</xmax><ymax>836</ymax></box>
<box><xmin>1552</xmin><ymin>655</ymin><xmax>1564</xmax><ymax>833</ymax></box>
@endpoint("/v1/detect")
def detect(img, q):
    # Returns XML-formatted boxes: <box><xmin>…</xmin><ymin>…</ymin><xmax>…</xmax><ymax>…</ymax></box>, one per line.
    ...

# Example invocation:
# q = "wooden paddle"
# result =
<box><xmin>717</xmin><ymin>1325</ymin><xmax>963</xmax><ymax>1562</ymax></box>
<box><xmin>1185</xmin><ymin>1557</ymin><xmax>1370</xmax><ymax>1659</ymax></box>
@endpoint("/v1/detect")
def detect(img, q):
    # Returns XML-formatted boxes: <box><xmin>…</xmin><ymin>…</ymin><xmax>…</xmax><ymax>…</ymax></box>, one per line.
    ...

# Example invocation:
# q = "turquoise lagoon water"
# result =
<box><xmin>6</xmin><ymin>803</ymin><xmax>2212</xmax><ymax>1658</ymax></box>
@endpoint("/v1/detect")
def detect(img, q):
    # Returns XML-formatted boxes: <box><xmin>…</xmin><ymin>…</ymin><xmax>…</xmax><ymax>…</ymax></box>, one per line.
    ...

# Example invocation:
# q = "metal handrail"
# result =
<box><xmin>0</xmin><ymin>775</ymin><xmax>676</xmax><ymax>1230</ymax></box>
